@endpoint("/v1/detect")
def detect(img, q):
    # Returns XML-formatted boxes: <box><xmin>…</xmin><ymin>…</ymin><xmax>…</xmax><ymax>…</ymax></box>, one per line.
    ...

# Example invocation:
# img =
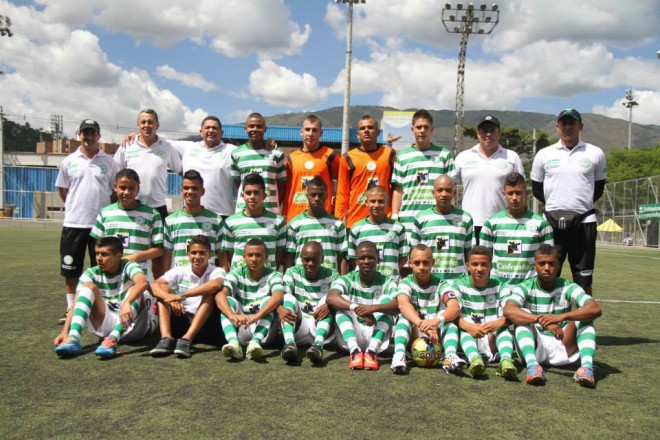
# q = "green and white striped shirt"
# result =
<box><xmin>222</xmin><ymin>210</ymin><xmax>286</xmax><ymax>269</ymax></box>
<box><xmin>231</xmin><ymin>144</ymin><xmax>286</xmax><ymax>214</ymax></box>
<box><xmin>348</xmin><ymin>217</ymin><xmax>409</xmax><ymax>280</ymax></box>
<box><xmin>286</xmin><ymin>212</ymin><xmax>347</xmax><ymax>271</ymax></box>
<box><xmin>330</xmin><ymin>271</ymin><xmax>397</xmax><ymax>305</ymax></box>
<box><xmin>77</xmin><ymin>260</ymin><xmax>144</xmax><ymax>306</ymax></box>
<box><xmin>395</xmin><ymin>273</ymin><xmax>444</xmax><ymax>319</ymax></box>
<box><xmin>163</xmin><ymin>209</ymin><xmax>223</xmax><ymax>267</ymax></box>
<box><xmin>224</xmin><ymin>265</ymin><xmax>284</xmax><ymax>312</ymax></box>
<box><xmin>283</xmin><ymin>265</ymin><xmax>339</xmax><ymax>317</ymax></box>
<box><xmin>441</xmin><ymin>275</ymin><xmax>505</xmax><ymax>323</ymax></box>
<box><xmin>479</xmin><ymin>209</ymin><xmax>554</xmax><ymax>284</ymax></box>
<box><xmin>391</xmin><ymin>143</ymin><xmax>454</xmax><ymax>231</ymax></box>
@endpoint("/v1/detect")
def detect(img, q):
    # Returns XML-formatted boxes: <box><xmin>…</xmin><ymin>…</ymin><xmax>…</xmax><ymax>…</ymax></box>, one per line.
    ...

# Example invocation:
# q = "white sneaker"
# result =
<box><xmin>390</xmin><ymin>351</ymin><xmax>408</xmax><ymax>374</ymax></box>
<box><xmin>442</xmin><ymin>353</ymin><xmax>467</xmax><ymax>374</ymax></box>
<box><xmin>246</xmin><ymin>340</ymin><xmax>263</xmax><ymax>360</ymax></box>
<box><xmin>222</xmin><ymin>340</ymin><xmax>243</xmax><ymax>360</ymax></box>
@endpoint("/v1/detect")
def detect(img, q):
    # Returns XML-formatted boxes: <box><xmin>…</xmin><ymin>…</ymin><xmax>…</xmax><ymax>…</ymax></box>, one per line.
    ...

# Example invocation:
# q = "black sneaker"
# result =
<box><xmin>281</xmin><ymin>342</ymin><xmax>298</xmax><ymax>362</ymax></box>
<box><xmin>150</xmin><ymin>337</ymin><xmax>176</xmax><ymax>357</ymax></box>
<box><xmin>306</xmin><ymin>344</ymin><xmax>324</xmax><ymax>365</ymax></box>
<box><xmin>174</xmin><ymin>338</ymin><xmax>193</xmax><ymax>358</ymax></box>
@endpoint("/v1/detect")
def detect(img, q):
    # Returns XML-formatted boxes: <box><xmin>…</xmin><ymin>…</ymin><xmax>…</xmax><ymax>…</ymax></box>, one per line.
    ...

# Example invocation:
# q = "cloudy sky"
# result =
<box><xmin>0</xmin><ymin>0</ymin><xmax>659</xmax><ymax>141</ymax></box>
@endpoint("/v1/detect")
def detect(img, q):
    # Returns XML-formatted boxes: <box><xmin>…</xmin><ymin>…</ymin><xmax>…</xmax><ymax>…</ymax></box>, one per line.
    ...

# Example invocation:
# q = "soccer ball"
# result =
<box><xmin>411</xmin><ymin>337</ymin><xmax>442</xmax><ymax>368</ymax></box>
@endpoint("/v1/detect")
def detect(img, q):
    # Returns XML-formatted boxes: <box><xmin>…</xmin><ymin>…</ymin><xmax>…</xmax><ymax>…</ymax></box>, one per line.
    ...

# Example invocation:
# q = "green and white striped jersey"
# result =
<box><xmin>441</xmin><ymin>275</ymin><xmax>505</xmax><ymax>323</ymax></box>
<box><xmin>164</xmin><ymin>209</ymin><xmax>223</xmax><ymax>267</ymax></box>
<box><xmin>222</xmin><ymin>210</ymin><xmax>286</xmax><ymax>269</ymax></box>
<box><xmin>348</xmin><ymin>217</ymin><xmax>409</xmax><ymax>279</ymax></box>
<box><xmin>391</xmin><ymin>144</ymin><xmax>454</xmax><ymax>231</ymax></box>
<box><xmin>330</xmin><ymin>271</ymin><xmax>397</xmax><ymax>305</ymax></box>
<box><xmin>283</xmin><ymin>265</ymin><xmax>339</xmax><ymax>316</ymax></box>
<box><xmin>410</xmin><ymin>206</ymin><xmax>474</xmax><ymax>279</ymax></box>
<box><xmin>479</xmin><ymin>209</ymin><xmax>554</xmax><ymax>284</ymax></box>
<box><xmin>231</xmin><ymin>144</ymin><xmax>286</xmax><ymax>214</ymax></box>
<box><xmin>395</xmin><ymin>273</ymin><xmax>444</xmax><ymax>319</ymax></box>
<box><xmin>224</xmin><ymin>265</ymin><xmax>284</xmax><ymax>310</ymax></box>
<box><xmin>285</xmin><ymin>212</ymin><xmax>347</xmax><ymax>271</ymax></box>
<box><xmin>77</xmin><ymin>260</ymin><xmax>144</xmax><ymax>305</ymax></box>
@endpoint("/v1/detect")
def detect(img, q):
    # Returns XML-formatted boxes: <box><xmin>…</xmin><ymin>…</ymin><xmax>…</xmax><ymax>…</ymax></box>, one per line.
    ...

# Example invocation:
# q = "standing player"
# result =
<box><xmin>150</xmin><ymin>235</ymin><xmax>225</xmax><ymax>358</ymax></box>
<box><xmin>163</xmin><ymin>170</ymin><xmax>223</xmax><ymax>270</ymax></box>
<box><xmin>284</xmin><ymin>176</ymin><xmax>347</xmax><ymax>273</ymax></box>
<box><xmin>531</xmin><ymin>108</ymin><xmax>607</xmax><ymax>295</ymax></box>
<box><xmin>278</xmin><ymin>241</ymin><xmax>339</xmax><ymax>364</ymax></box>
<box><xmin>56</xmin><ymin>119</ymin><xmax>118</xmax><ymax>324</ymax></box>
<box><xmin>216</xmin><ymin>239</ymin><xmax>285</xmax><ymax>361</ymax></box>
<box><xmin>503</xmin><ymin>244</ymin><xmax>602</xmax><ymax>387</ymax></box>
<box><xmin>391</xmin><ymin>109</ymin><xmax>454</xmax><ymax>233</ymax></box>
<box><xmin>335</xmin><ymin>115</ymin><xmax>396</xmax><ymax>230</ymax></box>
<box><xmin>445</xmin><ymin>246</ymin><xmax>517</xmax><ymax>379</ymax></box>
<box><xmin>480</xmin><ymin>172</ymin><xmax>554</xmax><ymax>285</ymax></box>
<box><xmin>348</xmin><ymin>185</ymin><xmax>409</xmax><ymax>280</ymax></box>
<box><xmin>231</xmin><ymin>113</ymin><xmax>286</xmax><ymax>214</ymax></box>
<box><xmin>410</xmin><ymin>175</ymin><xmax>474</xmax><ymax>279</ymax></box>
<box><xmin>391</xmin><ymin>245</ymin><xmax>462</xmax><ymax>374</ymax></box>
<box><xmin>326</xmin><ymin>241</ymin><xmax>399</xmax><ymax>370</ymax></box>
<box><xmin>91</xmin><ymin>168</ymin><xmax>163</xmax><ymax>278</ymax></box>
<box><xmin>221</xmin><ymin>173</ymin><xmax>286</xmax><ymax>270</ymax></box>
<box><xmin>54</xmin><ymin>236</ymin><xmax>155</xmax><ymax>359</ymax></box>
<box><xmin>283</xmin><ymin>115</ymin><xmax>340</xmax><ymax>223</ymax></box>
<box><xmin>454</xmin><ymin>115</ymin><xmax>524</xmax><ymax>243</ymax></box>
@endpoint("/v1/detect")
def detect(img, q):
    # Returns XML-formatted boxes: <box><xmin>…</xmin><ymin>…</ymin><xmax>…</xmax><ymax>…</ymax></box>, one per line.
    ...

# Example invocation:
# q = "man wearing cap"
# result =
<box><xmin>531</xmin><ymin>109</ymin><xmax>607</xmax><ymax>295</ymax></box>
<box><xmin>55</xmin><ymin>119</ymin><xmax>118</xmax><ymax>324</ymax></box>
<box><xmin>453</xmin><ymin>115</ymin><xmax>525</xmax><ymax>243</ymax></box>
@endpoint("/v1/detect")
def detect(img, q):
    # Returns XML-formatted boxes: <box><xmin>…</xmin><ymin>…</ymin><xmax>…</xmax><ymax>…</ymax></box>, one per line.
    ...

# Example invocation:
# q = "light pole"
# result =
<box><xmin>336</xmin><ymin>0</ymin><xmax>366</xmax><ymax>154</ymax></box>
<box><xmin>441</xmin><ymin>3</ymin><xmax>499</xmax><ymax>154</ymax></box>
<box><xmin>622</xmin><ymin>89</ymin><xmax>638</xmax><ymax>150</ymax></box>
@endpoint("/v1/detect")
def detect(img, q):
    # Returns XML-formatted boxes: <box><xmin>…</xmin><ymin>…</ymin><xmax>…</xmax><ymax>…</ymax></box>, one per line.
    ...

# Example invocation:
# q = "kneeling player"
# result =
<box><xmin>216</xmin><ymin>239</ymin><xmax>284</xmax><ymax>361</ymax></box>
<box><xmin>54</xmin><ymin>236</ymin><xmax>156</xmax><ymax>359</ymax></box>
<box><xmin>449</xmin><ymin>246</ymin><xmax>517</xmax><ymax>379</ymax></box>
<box><xmin>503</xmin><ymin>244</ymin><xmax>602</xmax><ymax>387</ymax></box>
<box><xmin>326</xmin><ymin>241</ymin><xmax>399</xmax><ymax>370</ymax></box>
<box><xmin>392</xmin><ymin>244</ymin><xmax>462</xmax><ymax>374</ymax></box>
<box><xmin>150</xmin><ymin>235</ymin><xmax>225</xmax><ymax>358</ymax></box>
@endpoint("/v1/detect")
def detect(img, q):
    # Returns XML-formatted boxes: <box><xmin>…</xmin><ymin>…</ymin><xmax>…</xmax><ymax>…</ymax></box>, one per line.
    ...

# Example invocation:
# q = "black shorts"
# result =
<box><xmin>60</xmin><ymin>227</ymin><xmax>96</xmax><ymax>278</ymax></box>
<box><xmin>553</xmin><ymin>222</ymin><xmax>597</xmax><ymax>289</ymax></box>
<box><xmin>169</xmin><ymin>306</ymin><xmax>224</xmax><ymax>346</ymax></box>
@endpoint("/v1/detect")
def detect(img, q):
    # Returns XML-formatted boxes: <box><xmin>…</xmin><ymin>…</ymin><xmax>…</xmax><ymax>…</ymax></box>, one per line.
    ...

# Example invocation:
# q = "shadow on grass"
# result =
<box><xmin>597</xmin><ymin>335</ymin><xmax>659</xmax><ymax>346</ymax></box>
<box><xmin>546</xmin><ymin>359</ymin><xmax>621</xmax><ymax>383</ymax></box>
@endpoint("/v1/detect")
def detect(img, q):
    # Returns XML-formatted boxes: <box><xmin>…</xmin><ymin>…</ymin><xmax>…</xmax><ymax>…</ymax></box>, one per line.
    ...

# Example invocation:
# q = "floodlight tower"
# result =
<box><xmin>622</xmin><ymin>89</ymin><xmax>638</xmax><ymax>150</ymax></box>
<box><xmin>442</xmin><ymin>3</ymin><xmax>499</xmax><ymax>153</ymax></box>
<box><xmin>335</xmin><ymin>0</ymin><xmax>366</xmax><ymax>154</ymax></box>
<box><xmin>0</xmin><ymin>15</ymin><xmax>13</xmax><ymax>37</ymax></box>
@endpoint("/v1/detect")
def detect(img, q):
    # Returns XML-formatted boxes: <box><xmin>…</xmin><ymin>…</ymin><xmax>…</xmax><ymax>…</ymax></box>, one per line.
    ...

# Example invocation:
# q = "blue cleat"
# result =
<box><xmin>55</xmin><ymin>339</ymin><xmax>82</xmax><ymax>358</ymax></box>
<box><xmin>525</xmin><ymin>363</ymin><xmax>546</xmax><ymax>385</ymax></box>
<box><xmin>574</xmin><ymin>366</ymin><xmax>596</xmax><ymax>388</ymax></box>
<box><xmin>95</xmin><ymin>337</ymin><xmax>118</xmax><ymax>359</ymax></box>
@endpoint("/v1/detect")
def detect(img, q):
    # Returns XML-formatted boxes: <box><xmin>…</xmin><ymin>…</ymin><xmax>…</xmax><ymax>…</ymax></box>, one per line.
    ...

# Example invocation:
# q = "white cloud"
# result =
<box><xmin>155</xmin><ymin>65</ymin><xmax>217</xmax><ymax>92</ymax></box>
<box><xmin>249</xmin><ymin>61</ymin><xmax>328</xmax><ymax>108</ymax></box>
<box><xmin>593</xmin><ymin>91</ymin><xmax>660</xmax><ymax>126</ymax></box>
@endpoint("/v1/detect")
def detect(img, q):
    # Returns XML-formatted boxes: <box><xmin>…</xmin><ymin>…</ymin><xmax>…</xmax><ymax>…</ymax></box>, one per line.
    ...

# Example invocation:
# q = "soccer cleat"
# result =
<box><xmin>55</xmin><ymin>338</ymin><xmax>82</xmax><ymax>358</ymax></box>
<box><xmin>525</xmin><ymin>363</ymin><xmax>546</xmax><ymax>385</ymax></box>
<box><xmin>95</xmin><ymin>337</ymin><xmax>118</xmax><ymax>359</ymax></box>
<box><xmin>150</xmin><ymin>337</ymin><xmax>176</xmax><ymax>357</ymax></box>
<box><xmin>468</xmin><ymin>356</ymin><xmax>486</xmax><ymax>378</ymax></box>
<box><xmin>363</xmin><ymin>350</ymin><xmax>379</xmax><ymax>370</ymax></box>
<box><xmin>281</xmin><ymin>342</ymin><xmax>298</xmax><ymax>363</ymax></box>
<box><xmin>222</xmin><ymin>340</ymin><xmax>243</xmax><ymax>360</ymax></box>
<box><xmin>306</xmin><ymin>344</ymin><xmax>324</xmax><ymax>365</ymax></box>
<box><xmin>574</xmin><ymin>366</ymin><xmax>596</xmax><ymax>388</ymax></box>
<box><xmin>442</xmin><ymin>353</ymin><xmax>467</xmax><ymax>374</ymax></box>
<box><xmin>497</xmin><ymin>358</ymin><xmax>518</xmax><ymax>380</ymax></box>
<box><xmin>390</xmin><ymin>351</ymin><xmax>408</xmax><ymax>374</ymax></box>
<box><xmin>174</xmin><ymin>338</ymin><xmax>192</xmax><ymax>358</ymax></box>
<box><xmin>246</xmin><ymin>340</ymin><xmax>264</xmax><ymax>360</ymax></box>
<box><xmin>348</xmin><ymin>349</ymin><xmax>364</xmax><ymax>370</ymax></box>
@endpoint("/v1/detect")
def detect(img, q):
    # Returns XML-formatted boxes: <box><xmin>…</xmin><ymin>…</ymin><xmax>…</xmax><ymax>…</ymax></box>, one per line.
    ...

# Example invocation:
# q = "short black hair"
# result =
<box><xmin>96</xmin><ymin>236</ymin><xmax>124</xmax><ymax>255</ymax></box>
<box><xmin>183</xmin><ymin>169</ymin><xmax>204</xmax><ymax>185</ymax></box>
<box><xmin>116</xmin><ymin>168</ymin><xmax>140</xmax><ymax>184</ymax></box>
<box><xmin>245</xmin><ymin>238</ymin><xmax>268</xmax><ymax>255</ymax></box>
<box><xmin>504</xmin><ymin>172</ymin><xmax>526</xmax><ymax>187</ymax></box>
<box><xmin>305</xmin><ymin>176</ymin><xmax>327</xmax><ymax>191</ymax></box>
<box><xmin>468</xmin><ymin>245</ymin><xmax>492</xmax><ymax>261</ymax></box>
<box><xmin>536</xmin><ymin>244</ymin><xmax>558</xmax><ymax>259</ymax></box>
<box><xmin>201</xmin><ymin>116</ymin><xmax>221</xmax><ymax>129</ymax></box>
<box><xmin>412</xmin><ymin>109</ymin><xmax>433</xmax><ymax>125</ymax></box>
<box><xmin>243</xmin><ymin>172</ymin><xmax>266</xmax><ymax>191</ymax></box>
<box><xmin>189</xmin><ymin>234</ymin><xmax>212</xmax><ymax>252</ymax></box>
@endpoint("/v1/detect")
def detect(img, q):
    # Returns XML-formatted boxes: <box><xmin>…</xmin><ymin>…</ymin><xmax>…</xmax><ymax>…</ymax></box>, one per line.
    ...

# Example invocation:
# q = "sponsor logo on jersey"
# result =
<box><xmin>507</xmin><ymin>240</ymin><xmax>522</xmax><ymax>254</ymax></box>
<box><xmin>436</xmin><ymin>235</ymin><xmax>450</xmax><ymax>251</ymax></box>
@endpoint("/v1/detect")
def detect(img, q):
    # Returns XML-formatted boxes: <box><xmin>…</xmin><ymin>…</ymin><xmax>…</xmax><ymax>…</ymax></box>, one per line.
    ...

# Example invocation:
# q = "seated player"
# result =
<box><xmin>216</xmin><ymin>238</ymin><xmax>285</xmax><ymax>361</ymax></box>
<box><xmin>326</xmin><ymin>241</ymin><xmax>399</xmax><ymax>370</ymax></box>
<box><xmin>446</xmin><ymin>246</ymin><xmax>517</xmax><ymax>379</ymax></box>
<box><xmin>503</xmin><ymin>244</ymin><xmax>602</xmax><ymax>387</ymax></box>
<box><xmin>54</xmin><ymin>236</ymin><xmax>156</xmax><ymax>359</ymax></box>
<box><xmin>150</xmin><ymin>235</ymin><xmax>225</xmax><ymax>358</ymax></box>
<box><xmin>278</xmin><ymin>241</ymin><xmax>339</xmax><ymax>364</ymax></box>
<box><xmin>91</xmin><ymin>168</ymin><xmax>164</xmax><ymax>278</ymax></box>
<box><xmin>391</xmin><ymin>244</ymin><xmax>462</xmax><ymax>374</ymax></box>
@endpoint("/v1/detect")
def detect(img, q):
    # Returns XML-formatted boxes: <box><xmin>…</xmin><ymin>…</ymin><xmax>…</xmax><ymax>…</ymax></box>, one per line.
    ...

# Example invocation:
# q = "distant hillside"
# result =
<box><xmin>266</xmin><ymin>106</ymin><xmax>660</xmax><ymax>152</ymax></box>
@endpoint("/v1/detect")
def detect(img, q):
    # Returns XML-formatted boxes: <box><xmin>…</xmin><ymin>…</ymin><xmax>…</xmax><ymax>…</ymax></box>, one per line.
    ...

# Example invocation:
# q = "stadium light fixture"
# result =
<box><xmin>622</xmin><ymin>89</ymin><xmax>639</xmax><ymax>150</ymax></box>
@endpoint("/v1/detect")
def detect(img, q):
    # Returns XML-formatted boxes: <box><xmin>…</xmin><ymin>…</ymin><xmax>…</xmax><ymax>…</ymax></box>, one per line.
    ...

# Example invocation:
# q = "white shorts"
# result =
<box><xmin>460</xmin><ymin>314</ymin><xmax>500</xmax><ymax>363</ymax></box>
<box><xmin>231</xmin><ymin>297</ymin><xmax>278</xmax><ymax>346</ymax></box>
<box><xmin>292</xmin><ymin>296</ymin><xmax>336</xmax><ymax>346</ymax></box>
<box><xmin>335</xmin><ymin>311</ymin><xmax>391</xmax><ymax>353</ymax></box>
<box><xmin>533</xmin><ymin>329</ymin><xmax>579</xmax><ymax>366</ymax></box>
<box><xmin>88</xmin><ymin>292</ymin><xmax>157</xmax><ymax>343</ymax></box>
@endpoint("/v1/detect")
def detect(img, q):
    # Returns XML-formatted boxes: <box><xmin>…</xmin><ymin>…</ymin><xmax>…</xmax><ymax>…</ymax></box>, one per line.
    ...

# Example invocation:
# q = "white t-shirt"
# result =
<box><xmin>114</xmin><ymin>137</ymin><xmax>182</xmax><ymax>208</ymax></box>
<box><xmin>160</xmin><ymin>264</ymin><xmax>225</xmax><ymax>314</ymax></box>
<box><xmin>171</xmin><ymin>140</ymin><xmax>237</xmax><ymax>216</ymax></box>
<box><xmin>56</xmin><ymin>148</ymin><xmax>118</xmax><ymax>228</ymax></box>
<box><xmin>454</xmin><ymin>144</ymin><xmax>525</xmax><ymax>227</ymax></box>
<box><xmin>531</xmin><ymin>140</ymin><xmax>607</xmax><ymax>223</ymax></box>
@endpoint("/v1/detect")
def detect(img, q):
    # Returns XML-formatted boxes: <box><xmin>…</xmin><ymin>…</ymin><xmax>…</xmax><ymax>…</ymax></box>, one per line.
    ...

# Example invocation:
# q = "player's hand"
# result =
<box><xmin>418</xmin><ymin>318</ymin><xmax>440</xmax><ymax>334</ymax></box>
<box><xmin>266</xmin><ymin>138</ymin><xmax>278</xmax><ymax>151</ymax></box>
<box><xmin>277</xmin><ymin>305</ymin><xmax>296</xmax><ymax>325</ymax></box>
<box><xmin>546</xmin><ymin>323</ymin><xmax>564</xmax><ymax>339</ymax></box>
<box><xmin>463</xmin><ymin>321</ymin><xmax>487</xmax><ymax>338</ymax></box>
<box><xmin>122</xmin><ymin>133</ymin><xmax>137</xmax><ymax>147</ymax></box>
<box><xmin>164</xmin><ymin>293</ymin><xmax>182</xmax><ymax>304</ymax></box>
<box><xmin>354</xmin><ymin>304</ymin><xmax>373</xmax><ymax>318</ymax></box>
<box><xmin>245</xmin><ymin>314</ymin><xmax>259</xmax><ymax>327</ymax></box>
<box><xmin>481</xmin><ymin>320</ymin><xmax>503</xmax><ymax>334</ymax></box>
<box><xmin>426</xmin><ymin>328</ymin><xmax>439</xmax><ymax>344</ymax></box>
<box><xmin>232</xmin><ymin>314</ymin><xmax>249</xmax><ymax>327</ymax></box>
<box><xmin>118</xmin><ymin>303</ymin><xmax>133</xmax><ymax>329</ymax></box>
<box><xmin>314</xmin><ymin>304</ymin><xmax>330</xmax><ymax>321</ymax></box>
<box><xmin>363</xmin><ymin>314</ymin><xmax>376</xmax><ymax>326</ymax></box>
<box><xmin>122</xmin><ymin>254</ymin><xmax>138</xmax><ymax>262</ymax></box>
<box><xmin>537</xmin><ymin>314</ymin><xmax>563</xmax><ymax>329</ymax></box>
<box><xmin>170</xmin><ymin>300</ymin><xmax>184</xmax><ymax>317</ymax></box>
<box><xmin>53</xmin><ymin>332</ymin><xmax>68</xmax><ymax>346</ymax></box>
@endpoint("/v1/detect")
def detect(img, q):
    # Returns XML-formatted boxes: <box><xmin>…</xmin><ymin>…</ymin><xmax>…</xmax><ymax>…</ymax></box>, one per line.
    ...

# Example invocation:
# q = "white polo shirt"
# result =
<box><xmin>114</xmin><ymin>137</ymin><xmax>182</xmax><ymax>208</ymax></box>
<box><xmin>454</xmin><ymin>144</ymin><xmax>525</xmax><ymax>227</ymax></box>
<box><xmin>171</xmin><ymin>140</ymin><xmax>237</xmax><ymax>216</ymax></box>
<box><xmin>56</xmin><ymin>148</ymin><xmax>118</xmax><ymax>228</ymax></box>
<box><xmin>160</xmin><ymin>263</ymin><xmax>226</xmax><ymax>315</ymax></box>
<box><xmin>531</xmin><ymin>140</ymin><xmax>607</xmax><ymax>223</ymax></box>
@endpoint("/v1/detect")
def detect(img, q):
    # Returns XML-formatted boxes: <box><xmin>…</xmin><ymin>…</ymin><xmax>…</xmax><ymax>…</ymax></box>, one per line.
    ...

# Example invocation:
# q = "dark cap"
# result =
<box><xmin>477</xmin><ymin>115</ymin><xmax>500</xmax><ymax>129</ymax></box>
<box><xmin>557</xmin><ymin>108</ymin><xmax>582</xmax><ymax>122</ymax></box>
<box><xmin>79</xmin><ymin>119</ymin><xmax>100</xmax><ymax>132</ymax></box>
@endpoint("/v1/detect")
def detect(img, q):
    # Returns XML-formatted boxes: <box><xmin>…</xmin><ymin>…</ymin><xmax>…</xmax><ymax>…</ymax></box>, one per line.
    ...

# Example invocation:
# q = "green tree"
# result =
<box><xmin>1</xmin><ymin>117</ymin><xmax>54</xmax><ymax>152</ymax></box>
<box><xmin>606</xmin><ymin>147</ymin><xmax>660</xmax><ymax>182</ymax></box>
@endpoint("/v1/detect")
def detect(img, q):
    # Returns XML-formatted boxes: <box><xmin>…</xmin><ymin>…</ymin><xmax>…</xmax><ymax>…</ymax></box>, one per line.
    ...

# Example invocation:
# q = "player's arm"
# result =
<box><xmin>537</xmin><ymin>299</ymin><xmax>602</xmax><ymax>328</ymax></box>
<box><xmin>338</xmin><ymin>251</ymin><xmax>348</xmax><ymax>276</ymax></box>
<box><xmin>249</xmin><ymin>289</ymin><xmax>284</xmax><ymax>325</ymax></box>
<box><xmin>218</xmin><ymin>250</ymin><xmax>231</xmax><ymax>272</ymax></box>
<box><xmin>391</xmin><ymin>184</ymin><xmax>403</xmax><ymax>218</ymax></box>
<box><xmin>594</xmin><ymin>179</ymin><xmax>606</xmax><ymax>203</ymax></box>
<box><xmin>124</xmin><ymin>245</ymin><xmax>164</xmax><ymax>263</ymax></box>
<box><xmin>57</xmin><ymin>187</ymin><xmax>68</xmax><ymax>203</ymax></box>
<box><xmin>215</xmin><ymin>286</ymin><xmax>248</xmax><ymax>327</ymax></box>
<box><xmin>160</xmin><ymin>250</ymin><xmax>173</xmax><ymax>272</ymax></box>
<box><xmin>479</xmin><ymin>317</ymin><xmax>508</xmax><ymax>335</ymax></box>
<box><xmin>283</xmin><ymin>252</ymin><xmax>295</xmax><ymax>271</ymax></box>
<box><xmin>326</xmin><ymin>288</ymin><xmax>352</xmax><ymax>311</ymax></box>
<box><xmin>355</xmin><ymin>298</ymin><xmax>399</xmax><ymax>318</ymax></box>
<box><xmin>397</xmin><ymin>295</ymin><xmax>422</xmax><ymax>326</ymax></box>
<box><xmin>54</xmin><ymin>292</ymin><xmax>79</xmax><ymax>345</ymax></box>
<box><xmin>119</xmin><ymin>272</ymin><xmax>148</xmax><ymax>328</ymax></box>
<box><xmin>503</xmin><ymin>299</ymin><xmax>538</xmax><ymax>325</ymax></box>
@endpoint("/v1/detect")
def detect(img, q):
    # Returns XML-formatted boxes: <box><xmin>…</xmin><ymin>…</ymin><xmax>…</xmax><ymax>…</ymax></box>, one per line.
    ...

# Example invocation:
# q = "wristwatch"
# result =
<box><xmin>180</xmin><ymin>293</ymin><xmax>187</xmax><ymax>301</ymax></box>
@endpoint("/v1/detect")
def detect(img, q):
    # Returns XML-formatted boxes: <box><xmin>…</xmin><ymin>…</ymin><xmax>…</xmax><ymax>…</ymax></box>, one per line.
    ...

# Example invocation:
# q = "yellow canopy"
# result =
<box><xmin>597</xmin><ymin>218</ymin><xmax>623</xmax><ymax>232</ymax></box>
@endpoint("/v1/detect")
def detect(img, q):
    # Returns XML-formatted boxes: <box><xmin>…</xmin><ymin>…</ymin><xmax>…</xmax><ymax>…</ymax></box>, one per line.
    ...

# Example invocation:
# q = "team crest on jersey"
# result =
<box><xmin>579</xmin><ymin>158</ymin><xmax>592</xmax><ymax>169</ymax></box>
<box><xmin>98</xmin><ymin>165</ymin><xmax>108</xmax><ymax>175</ymax></box>
<box><xmin>486</xmin><ymin>294</ymin><xmax>497</xmax><ymax>305</ymax></box>
<box><xmin>68</xmin><ymin>163</ymin><xmax>79</xmax><ymax>174</ymax></box>
<box><xmin>436</xmin><ymin>235</ymin><xmax>450</xmax><ymax>251</ymax></box>
<box><xmin>366</xmin><ymin>161</ymin><xmax>377</xmax><ymax>171</ymax></box>
<box><xmin>453</xmin><ymin>219</ymin><xmax>462</xmax><ymax>227</ymax></box>
<box><xmin>266</xmin><ymin>223</ymin><xmax>276</xmax><ymax>230</ymax></box>
<box><xmin>507</xmin><ymin>240</ymin><xmax>522</xmax><ymax>255</ymax></box>
<box><xmin>496</xmin><ymin>159</ymin><xmax>508</xmax><ymax>170</ymax></box>
<box><xmin>134</xmin><ymin>216</ymin><xmax>145</xmax><ymax>225</ymax></box>
<box><xmin>304</xmin><ymin>160</ymin><xmax>314</xmax><ymax>170</ymax></box>
<box><xmin>202</xmin><ymin>222</ymin><xmax>212</xmax><ymax>231</ymax></box>
<box><xmin>553</xmin><ymin>293</ymin><xmax>565</xmax><ymax>307</ymax></box>
<box><xmin>416</xmin><ymin>170</ymin><xmax>429</xmax><ymax>184</ymax></box>
<box><xmin>321</xmin><ymin>285</ymin><xmax>329</xmax><ymax>293</ymax></box>
<box><xmin>386</xmin><ymin>232</ymin><xmax>396</xmax><ymax>241</ymax></box>
<box><xmin>526</xmin><ymin>221</ymin><xmax>539</xmax><ymax>232</ymax></box>
<box><xmin>155</xmin><ymin>150</ymin><xmax>166</xmax><ymax>159</ymax></box>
